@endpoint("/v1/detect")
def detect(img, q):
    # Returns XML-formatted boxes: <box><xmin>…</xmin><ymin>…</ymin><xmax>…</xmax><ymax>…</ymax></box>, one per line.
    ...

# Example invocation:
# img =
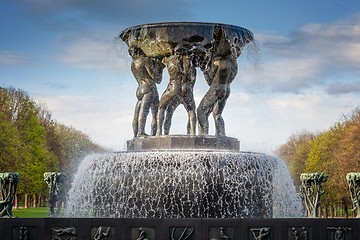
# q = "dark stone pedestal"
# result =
<box><xmin>2</xmin><ymin>218</ymin><xmax>360</xmax><ymax>240</ymax></box>
<box><xmin>127</xmin><ymin>135</ymin><xmax>240</xmax><ymax>152</ymax></box>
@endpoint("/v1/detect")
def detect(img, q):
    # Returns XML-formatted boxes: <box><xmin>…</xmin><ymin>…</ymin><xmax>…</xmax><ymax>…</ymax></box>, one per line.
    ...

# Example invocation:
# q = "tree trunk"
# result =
<box><xmin>344</xmin><ymin>205</ymin><xmax>348</xmax><ymax>218</ymax></box>
<box><xmin>324</xmin><ymin>205</ymin><xmax>328</xmax><ymax>218</ymax></box>
<box><xmin>24</xmin><ymin>194</ymin><xmax>28</xmax><ymax>208</ymax></box>
<box><xmin>33</xmin><ymin>194</ymin><xmax>36</xmax><ymax>208</ymax></box>
<box><xmin>339</xmin><ymin>204</ymin><xmax>343</xmax><ymax>218</ymax></box>
<box><xmin>14</xmin><ymin>195</ymin><xmax>19</xmax><ymax>209</ymax></box>
<box><xmin>333</xmin><ymin>205</ymin><xmax>337</xmax><ymax>217</ymax></box>
<box><xmin>37</xmin><ymin>195</ymin><xmax>41</xmax><ymax>207</ymax></box>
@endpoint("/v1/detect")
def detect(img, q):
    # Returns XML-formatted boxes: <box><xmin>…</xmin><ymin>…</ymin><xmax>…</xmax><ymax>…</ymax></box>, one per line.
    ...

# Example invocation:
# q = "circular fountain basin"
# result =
<box><xmin>119</xmin><ymin>22</ymin><xmax>254</xmax><ymax>57</ymax></box>
<box><xmin>66</xmin><ymin>151</ymin><xmax>302</xmax><ymax>218</ymax></box>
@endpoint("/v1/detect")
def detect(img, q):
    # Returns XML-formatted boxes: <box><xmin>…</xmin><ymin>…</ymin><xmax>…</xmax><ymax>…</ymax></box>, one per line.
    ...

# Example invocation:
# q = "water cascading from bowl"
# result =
<box><xmin>65</xmin><ymin>151</ymin><xmax>302</xmax><ymax>218</ymax></box>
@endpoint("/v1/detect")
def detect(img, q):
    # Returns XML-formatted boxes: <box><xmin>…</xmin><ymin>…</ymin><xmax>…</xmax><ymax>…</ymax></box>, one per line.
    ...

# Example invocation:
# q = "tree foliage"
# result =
<box><xmin>0</xmin><ymin>87</ymin><xmax>105</xmax><ymax>197</ymax></box>
<box><xmin>276</xmin><ymin>107</ymin><xmax>360</xmax><ymax>206</ymax></box>
<box><xmin>275</xmin><ymin>130</ymin><xmax>315</xmax><ymax>187</ymax></box>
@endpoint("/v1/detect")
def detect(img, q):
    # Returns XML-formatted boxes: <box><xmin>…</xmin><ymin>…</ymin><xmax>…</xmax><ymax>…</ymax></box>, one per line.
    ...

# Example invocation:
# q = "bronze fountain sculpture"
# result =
<box><xmin>65</xmin><ymin>22</ymin><xmax>301</xmax><ymax>219</ymax></box>
<box><xmin>120</xmin><ymin>22</ymin><xmax>252</xmax><ymax>140</ymax></box>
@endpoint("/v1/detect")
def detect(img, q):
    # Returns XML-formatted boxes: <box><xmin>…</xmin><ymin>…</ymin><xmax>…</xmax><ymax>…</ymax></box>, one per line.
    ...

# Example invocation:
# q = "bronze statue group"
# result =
<box><xmin>129</xmin><ymin>27</ymin><xmax>241</xmax><ymax>138</ymax></box>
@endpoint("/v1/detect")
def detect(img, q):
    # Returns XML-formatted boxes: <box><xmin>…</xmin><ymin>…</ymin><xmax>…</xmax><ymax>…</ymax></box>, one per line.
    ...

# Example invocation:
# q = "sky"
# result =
<box><xmin>1</xmin><ymin>0</ymin><xmax>360</xmax><ymax>154</ymax></box>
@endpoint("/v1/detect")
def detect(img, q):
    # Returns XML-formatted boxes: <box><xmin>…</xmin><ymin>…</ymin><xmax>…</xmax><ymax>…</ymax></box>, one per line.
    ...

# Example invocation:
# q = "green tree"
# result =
<box><xmin>13</xmin><ymin>95</ymin><xmax>50</xmax><ymax>197</ymax></box>
<box><xmin>37</xmin><ymin>104</ymin><xmax>60</xmax><ymax>172</ymax></box>
<box><xmin>305</xmin><ymin>123</ymin><xmax>344</xmax><ymax>204</ymax></box>
<box><xmin>276</xmin><ymin>130</ymin><xmax>315</xmax><ymax>187</ymax></box>
<box><xmin>0</xmin><ymin>87</ymin><xmax>52</xmax><ymax>205</ymax></box>
<box><xmin>0</xmin><ymin>86</ymin><xmax>105</xmax><ymax>206</ymax></box>
<box><xmin>0</xmin><ymin>112</ymin><xmax>21</xmax><ymax>172</ymax></box>
<box><xmin>277</xmin><ymin>107</ymin><xmax>360</xmax><ymax>208</ymax></box>
<box><xmin>54</xmin><ymin>123</ymin><xmax>105</xmax><ymax>178</ymax></box>
<box><xmin>330</xmin><ymin>108</ymin><xmax>360</xmax><ymax>205</ymax></box>
<box><xmin>335</xmin><ymin>108</ymin><xmax>360</xmax><ymax>171</ymax></box>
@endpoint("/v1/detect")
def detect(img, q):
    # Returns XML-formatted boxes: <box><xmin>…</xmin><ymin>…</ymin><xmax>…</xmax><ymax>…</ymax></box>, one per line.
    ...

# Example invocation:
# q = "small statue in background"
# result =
<box><xmin>44</xmin><ymin>172</ymin><xmax>66</xmax><ymax>217</ymax></box>
<box><xmin>129</xmin><ymin>46</ymin><xmax>164</xmax><ymax>137</ymax></box>
<box><xmin>0</xmin><ymin>172</ymin><xmax>20</xmax><ymax>218</ymax></box>
<box><xmin>346</xmin><ymin>172</ymin><xmax>360</xmax><ymax>218</ymax></box>
<box><xmin>298</xmin><ymin>172</ymin><xmax>328</xmax><ymax>218</ymax></box>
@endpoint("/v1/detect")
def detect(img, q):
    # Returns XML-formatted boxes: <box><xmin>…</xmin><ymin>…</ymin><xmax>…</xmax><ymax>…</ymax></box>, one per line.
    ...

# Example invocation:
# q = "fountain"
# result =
<box><xmin>65</xmin><ymin>22</ymin><xmax>302</xmax><ymax>219</ymax></box>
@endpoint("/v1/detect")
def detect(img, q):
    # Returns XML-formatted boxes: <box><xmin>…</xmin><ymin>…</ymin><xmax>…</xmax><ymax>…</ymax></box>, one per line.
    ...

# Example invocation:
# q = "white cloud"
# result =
<box><xmin>327</xmin><ymin>81</ymin><xmax>360</xmax><ymax>95</ymax></box>
<box><xmin>57</xmin><ymin>32</ymin><xmax>131</xmax><ymax>71</ymax></box>
<box><xmin>255</xmin><ymin>33</ymin><xmax>291</xmax><ymax>46</ymax></box>
<box><xmin>257</xmin><ymin>14</ymin><xmax>360</xmax><ymax>94</ymax></box>
<box><xmin>58</xmin><ymin>38</ymin><xmax>106</xmax><ymax>69</ymax></box>
<box><xmin>35</xmin><ymin>94</ymin><xmax>134</xmax><ymax>151</ymax></box>
<box><xmin>0</xmin><ymin>51</ymin><xmax>29</xmax><ymax>65</ymax></box>
<box><xmin>267</xmin><ymin>91</ymin><xmax>357</xmax><ymax>132</ymax></box>
<box><xmin>261</xmin><ymin>57</ymin><xmax>323</xmax><ymax>92</ymax></box>
<box><xmin>340</xmin><ymin>42</ymin><xmax>360</xmax><ymax>67</ymax></box>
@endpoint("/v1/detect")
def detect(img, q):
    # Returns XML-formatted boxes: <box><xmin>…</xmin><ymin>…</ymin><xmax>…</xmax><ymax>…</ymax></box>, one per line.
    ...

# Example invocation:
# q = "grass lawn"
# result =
<box><xmin>12</xmin><ymin>207</ymin><xmax>50</xmax><ymax>218</ymax></box>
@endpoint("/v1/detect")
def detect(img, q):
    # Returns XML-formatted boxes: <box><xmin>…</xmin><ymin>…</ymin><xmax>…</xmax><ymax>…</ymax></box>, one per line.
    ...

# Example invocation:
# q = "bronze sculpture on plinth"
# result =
<box><xmin>65</xmin><ymin>22</ymin><xmax>303</xmax><ymax>219</ymax></box>
<box><xmin>120</xmin><ymin>22</ymin><xmax>253</xmax><ymax>145</ymax></box>
<box><xmin>0</xmin><ymin>172</ymin><xmax>19</xmax><ymax>218</ymax></box>
<box><xmin>346</xmin><ymin>172</ymin><xmax>360</xmax><ymax>218</ymax></box>
<box><xmin>44</xmin><ymin>172</ymin><xmax>66</xmax><ymax>217</ymax></box>
<box><xmin>298</xmin><ymin>172</ymin><xmax>328</xmax><ymax>218</ymax></box>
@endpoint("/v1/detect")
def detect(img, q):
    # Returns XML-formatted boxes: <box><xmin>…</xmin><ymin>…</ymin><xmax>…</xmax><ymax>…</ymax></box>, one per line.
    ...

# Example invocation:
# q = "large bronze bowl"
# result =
<box><xmin>119</xmin><ymin>22</ymin><xmax>253</xmax><ymax>57</ymax></box>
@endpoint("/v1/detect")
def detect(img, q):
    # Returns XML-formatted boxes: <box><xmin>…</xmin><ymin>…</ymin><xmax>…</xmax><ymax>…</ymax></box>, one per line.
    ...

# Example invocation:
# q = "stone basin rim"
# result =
<box><xmin>119</xmin><ymin>21</ymin><xmax>253</xmax><ymax>38</ymax></box>
<box><xmin>113</xmin><ymin>150</ymin><xmax>267</xmax><ymax>155</ymax></box>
